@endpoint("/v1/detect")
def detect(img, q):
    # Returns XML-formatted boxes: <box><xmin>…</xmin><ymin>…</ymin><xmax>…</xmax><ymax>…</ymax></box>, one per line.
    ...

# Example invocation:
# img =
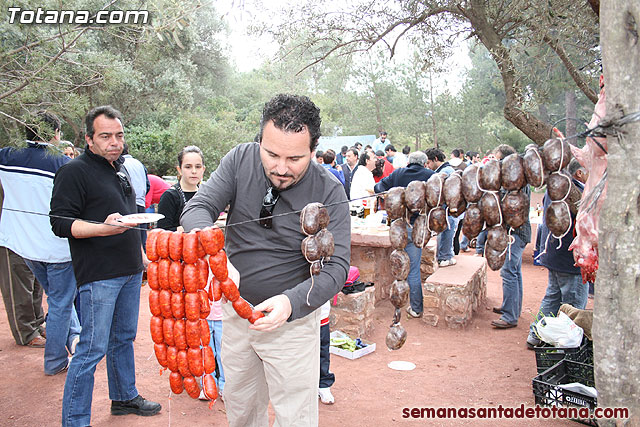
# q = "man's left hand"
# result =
<box><xmin>250</xmin><ymin>295</ymin><xmax>292</xmax><ymax>332</ymax></box>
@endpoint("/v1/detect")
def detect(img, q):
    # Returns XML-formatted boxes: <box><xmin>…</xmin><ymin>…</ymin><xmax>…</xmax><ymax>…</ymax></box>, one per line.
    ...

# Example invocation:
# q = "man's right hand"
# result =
<box><xmin>71</xmin><ymin>213</ymin><xmax>135</xmax><ymax>238</ymax></box>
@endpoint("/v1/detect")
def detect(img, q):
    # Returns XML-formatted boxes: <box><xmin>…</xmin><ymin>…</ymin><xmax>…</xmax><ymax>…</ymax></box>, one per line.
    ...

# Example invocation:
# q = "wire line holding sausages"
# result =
<box><xmin>0</xmin><ymin>191</ymin><xmax>391</xmax><ymax>233</ymax></box>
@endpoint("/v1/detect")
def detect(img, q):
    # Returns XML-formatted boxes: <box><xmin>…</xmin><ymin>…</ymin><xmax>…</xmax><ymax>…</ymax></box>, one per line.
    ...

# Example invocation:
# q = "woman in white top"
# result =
<box><xmin>349</xmin><ymin>151</ymin><xmax>376</xmax><ymax>211</ymax></box>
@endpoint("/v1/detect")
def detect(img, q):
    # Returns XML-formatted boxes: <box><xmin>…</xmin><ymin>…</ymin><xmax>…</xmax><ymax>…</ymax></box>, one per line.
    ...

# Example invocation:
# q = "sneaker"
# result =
<box><xmin>70</xmin><ymin>335</ymin><xmax>80</xmax><ymax>355</ymax></box>
<box><xmin>526</xmin><ymin>332</ymin><xmax>543</xmax><ymax>349</ymax></box>
<box><xmin>46</xmin><ymin>356</ymin><xmax>71</xmax><ymax>376</ymax></box>
<box><xmin>318</xmin><ymin>388</ymin><xmax>335</xmax><ymax>405</ymax></box>
<box><xmin>111</xmin><ymin>395</ymin><xmax>161</xmax><ymax>416</ymax></box>
<box><xmin>438</xmin><ymin>258</ymin><xmax>457</xmax><ymax>267</ymax></box>
<box><xmin>27</xmin><ymin>335</ymin><xmax>46</xmax><ymax>348</ymax></box>
<box><xmin>406</xmin><ymin>307</ymin><xmax>422</xmax><ymax>318</ymax></box>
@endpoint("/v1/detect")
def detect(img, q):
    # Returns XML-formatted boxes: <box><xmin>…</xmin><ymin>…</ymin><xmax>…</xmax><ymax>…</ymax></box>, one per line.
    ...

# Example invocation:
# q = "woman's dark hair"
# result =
<box><xmin>372</xmin><ymin>158</ymin><xmax>385</xmax><ymax>178</ymax></box>
<box><xmin>178</xmin><ymin>145</ymin><xmax>204</xmax><ymax>167</ymax></box>
<box><xmin>358</xmin><ymin>151</ymin><xmax>370</xmax><ymax>166</ymax></box>
<box><xmin>259</xmin><ymin>94</ymin><xmax>322</xmax><ymax>151</ymax></box>
<box><xmin>85</xmin><ymin>105</ymin><xmax>122</xmax><ymax>138</ymax></box>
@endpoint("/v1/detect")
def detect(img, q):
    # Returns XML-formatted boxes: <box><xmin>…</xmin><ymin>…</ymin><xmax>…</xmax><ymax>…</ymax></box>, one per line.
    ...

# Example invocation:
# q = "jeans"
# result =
<box><xmin>405</xmin><ymin>223</ymin><xmax>424</xmax><ymax>313</ymax></box>
<box><xmin>319</xmin><ymin>323</ymin><xmax>335</xmax><ymax>388</ymax></box>
<box><xmin>208</xmin><ymin>319</ymin><xmax>225</xmax><ymax>393</ymax></box>
<box><xmin>62</xmin><ymin>272</ymin><xmax>142</xmax><ymax>427</ymax></box>
<box><xmin>529</xmin><ymin>270</ymin><xmax>589</xmax><ymax>334</ymax></box>
<box><xmin>24</xmin><ymin>260</ymin><xmax>81</xmax><ymax>375</ymax></box>
<box><xmin>498</xmin><ymin>235</ymin><xmax>526</xmax><ymax>325</ymax></box>
<box><xmin>437</xmin><ymin>215</ymin><xmax>460</xmax><ymax>262</ymax></box>
<box><xmin>475</xmin><ymin>229</ymin><xmax>487</xmax><ymax>255</ymax></box>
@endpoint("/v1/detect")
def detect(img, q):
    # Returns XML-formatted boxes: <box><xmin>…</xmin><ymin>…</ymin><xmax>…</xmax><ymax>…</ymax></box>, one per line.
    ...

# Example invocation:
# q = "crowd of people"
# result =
<box><xmin>0</xmin><ymin>96</ymin><xmax>591</xmax><ymax>426</ymax></box>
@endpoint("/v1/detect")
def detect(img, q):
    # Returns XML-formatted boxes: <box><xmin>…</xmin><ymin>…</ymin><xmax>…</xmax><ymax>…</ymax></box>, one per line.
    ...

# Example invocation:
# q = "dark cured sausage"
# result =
<box><xmin>301</xmin><ymin>235</ymin><xmax>321</xmax><ymax>262</ymax></box>
<box><xmin>461</xmin><ymin>164</ymin><xmax>482</xmax><ymax>203</ymax></box>
<box><xmin>389</xmin><ymin>219</ymin><xmax>408</xmax><ymax>250</ymax></box>
<box><xmin>389</xmin><ymin>280</ymin><xmax>409</xmax><ymax>308</ymax></box>
<box><xmin>404</xmin><ymin>181</ymin><xmax>426</xmax><ymax>212</ymax></box>
<box><xmin>428</xmin><ymin>207</ymin><xmax>448</xmax><ymax>233</ymax></box>
<box><xmin>542</xmin><ymin>138</ymin><xmax>572</xmax><ymax>172</ymax></box>
<box><xmin>411</xmin><ymin>214</ymin><xmax>429</xmax><ymax>248</ymax></box>
<box><xmin>501</xmin><ymin>190</ymin><xmax>529</xmax><ymax>229</ymax></box>
<box><xmin>478</xmin><ymin>159</ymin><xmax>501</xmax><ymax>191</ymax></box>
<box><xmin>315</xmin><ymin>229</ymin><xmax>335</xmax><ymax>258</ymax></box>
<box><xmin>485</xmin><ymin>244</ymin><xmax>506</xmax><ymax>271</ymax></box>
<box><xmin>390</xmin><ymin>250</ymin><xmax>410</xmax><ymax>281</ymax></box>
<box><xmin>523</xmin><ymin>144</ymin><xmax>545</xmax><ymax>188</ymax></box>
<box><xmin>486</xmin><ymin>225</ymin><xmax>508</xmax><ymax>252</ymax></box>
<box><xmin>547</xmin><ymin>171</ymin><xmax>571</xmax><ymax>201</ymax></box>
<box><xmin>146</xmin><ymin>229</ymin><xmax>161</xmax><ymax>261</ymax></box>
<box><xmin>425</xmin><ymin>174</ymin><xmax>445</xmax><ymax>208</ymax></box>
<box><xmin>462</xmin><ymin>203</ymin><xmax>484</xmax><ymax>239</ymax></box>
<box><xmin>385</xmin><ymin>187</ymin><xmax>406</xmax><ymax>220</ymax></box>
<box><xmin>479</xmin><ymin>192</ymin><xmax>501</xmax><ymax>227</ymax></box>
<box><xmin>300</xmin><ymin>202</ymin><xmax>329</xmax><ymax>235</ymax></box>
<box><xmin>443</xmin><ymin>172</ymin><xmax>466</xmax><ymax>217</ymax></box>
<box><xmin>386</xmin><ymin>323</ymin><xmax>407</xmax><ymax>350</ymax></box>
<box><xmin>501</xmin><ymin>153</ymin><xmax>526</xmax><ymax>191</ymax></box>
<box><xmin>546</xmin><ymin>201</ymin><xmax>572</xmax><ymax>237</ymax></box>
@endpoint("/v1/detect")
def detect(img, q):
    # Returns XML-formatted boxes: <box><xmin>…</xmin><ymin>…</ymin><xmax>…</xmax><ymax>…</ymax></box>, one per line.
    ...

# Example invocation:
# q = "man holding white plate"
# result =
<box><xmin>50</xmin><ymin>105</ymin><xmax>161</xmax><ymax>427</ymax></box>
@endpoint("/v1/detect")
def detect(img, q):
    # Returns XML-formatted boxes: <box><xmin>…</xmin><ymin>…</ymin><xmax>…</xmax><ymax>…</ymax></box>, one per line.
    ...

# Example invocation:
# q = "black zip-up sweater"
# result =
<box><xmin>50</xmin><ymin>149</ymin><xmax>142</xmax><ymax>286</ymax></box>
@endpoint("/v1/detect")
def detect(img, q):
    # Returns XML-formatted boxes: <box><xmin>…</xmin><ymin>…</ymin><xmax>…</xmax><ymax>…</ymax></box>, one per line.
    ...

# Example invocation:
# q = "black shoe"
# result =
<box><xmin>492</xmin><ymin>307</ymin><xmax>503</xmax><ymax>314</ymax></box>
<box><xmin>111</xmin><ymin>395</ymin><xmax>161</xmax><ymax>416</ymax></box>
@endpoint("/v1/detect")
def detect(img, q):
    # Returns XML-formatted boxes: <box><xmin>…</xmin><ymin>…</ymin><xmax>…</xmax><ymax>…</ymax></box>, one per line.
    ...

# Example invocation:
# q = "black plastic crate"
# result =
<box><xmin>532</xmin><ymin>360</ymin><xmax>598</xmax><ymax>426</ymax></box>
<box><xmin>534</xmin><ymin>338</ymin><xmax>593</xmax><ymax>374</ymax></box>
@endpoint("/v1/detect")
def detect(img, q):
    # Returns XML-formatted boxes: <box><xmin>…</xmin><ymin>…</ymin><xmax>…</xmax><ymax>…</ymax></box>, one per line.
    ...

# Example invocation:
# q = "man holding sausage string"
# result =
<box><xmin>181</xmin><ymin>94</ymin><xmax>351</xmax><ymax>427</ymax></box>
<box><xmin>50</xmin><ymin>106</ymin><xmax>161</xmax><ymax>426</ymax></box>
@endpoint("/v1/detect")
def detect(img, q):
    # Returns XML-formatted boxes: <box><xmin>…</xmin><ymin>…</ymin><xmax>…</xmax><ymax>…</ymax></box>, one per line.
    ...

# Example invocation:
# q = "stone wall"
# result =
<box><xmin>421</xmin><ymin>256</ymin><xmax>487</xmax><ymax>329</ymax></box>
<box><xmin>329</xmin><ymin>286</ymin><xmax>376</xmax><ymax>339</ymax></box>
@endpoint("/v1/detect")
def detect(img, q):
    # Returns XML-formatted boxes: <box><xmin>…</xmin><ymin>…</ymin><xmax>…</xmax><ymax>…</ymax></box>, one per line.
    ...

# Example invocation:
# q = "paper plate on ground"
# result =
<box><xmin>117</xmin><ymin>213</ymin><xmax>164</xmax><ymax>224</ymax></box>
<box><xmin>387</xmin><ymin>361</ymin><xmax>416</xmax><ymax>371</ymax></box>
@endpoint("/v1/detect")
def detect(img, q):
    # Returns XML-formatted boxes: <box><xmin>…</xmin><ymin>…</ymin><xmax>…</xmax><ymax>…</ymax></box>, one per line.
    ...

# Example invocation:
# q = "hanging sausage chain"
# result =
<box><xmin>146</xmin><ymin>226</ymin><xmax>264</xmax><ymax>403</ymax></box>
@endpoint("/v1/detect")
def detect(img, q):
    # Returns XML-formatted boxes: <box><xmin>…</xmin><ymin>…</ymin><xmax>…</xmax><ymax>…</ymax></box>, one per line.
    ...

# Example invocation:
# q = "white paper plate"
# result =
<box><xmin>117</xmin><ymin>213</ymin><xmax>165</xmax><ymax>224</ymax></box>
<box><xmin>387</xmin><ymin>361</ymin><xmax>416</xmax><ymax>371</ymax></box>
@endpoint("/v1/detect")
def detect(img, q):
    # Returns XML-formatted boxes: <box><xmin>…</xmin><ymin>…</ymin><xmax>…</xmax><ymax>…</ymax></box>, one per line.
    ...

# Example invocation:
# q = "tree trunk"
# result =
<box><xmin>429</xmin><ymin>69</ymin><xmax>438</xmax><ymax>148</ymax></box>
<box><xmin>464</xmin><ymin>1</ymin><xmax>554</xmax><ymax>145</ymax></box>
<box><xmin>565</xmin><ymin>90</ymin><xmax>577</xmax><ymax>139</ymax></box>
<box><xmin>595</xmin><ymin>1</ymin><xmax>640</xmax><ymax>425</ymax></box>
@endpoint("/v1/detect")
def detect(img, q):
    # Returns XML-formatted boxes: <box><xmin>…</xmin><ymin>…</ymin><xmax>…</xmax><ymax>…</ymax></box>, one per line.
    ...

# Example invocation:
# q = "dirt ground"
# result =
<box><xmin>0</xmin><ymin>194</ymin><xmax>596</xmax><ymax>426</ymax></box>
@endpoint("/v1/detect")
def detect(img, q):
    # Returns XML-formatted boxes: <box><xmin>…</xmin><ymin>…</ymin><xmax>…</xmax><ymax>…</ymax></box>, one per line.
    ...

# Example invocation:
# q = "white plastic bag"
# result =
<box><xmin>535</xmin><ymin>312</ymin><xmax>584</xmax><ymax>347</ymax></box>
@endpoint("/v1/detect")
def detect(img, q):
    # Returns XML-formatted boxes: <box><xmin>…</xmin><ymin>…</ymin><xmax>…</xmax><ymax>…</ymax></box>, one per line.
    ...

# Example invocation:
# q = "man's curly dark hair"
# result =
<box><xmin>259</xmin><ymin>94</ymin><xmax>322</xmax><ymax>151</ymax></box>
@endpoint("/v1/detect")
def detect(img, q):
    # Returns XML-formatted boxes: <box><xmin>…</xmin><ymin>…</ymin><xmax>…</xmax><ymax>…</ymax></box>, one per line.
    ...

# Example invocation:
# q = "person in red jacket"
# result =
<box><xmin>145</xmin><ymin>174</ymin><xmax>171</xmax><ymax>211</ymax></box>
